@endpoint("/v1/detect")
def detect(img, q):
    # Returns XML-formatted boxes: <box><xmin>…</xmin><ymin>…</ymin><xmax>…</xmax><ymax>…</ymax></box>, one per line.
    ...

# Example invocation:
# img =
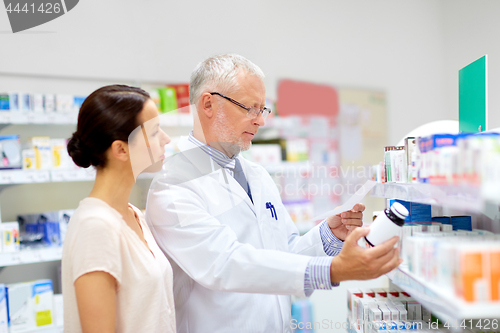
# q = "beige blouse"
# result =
<box><xmin>62</xmin><ymin>197</ymin><xmax>175</xmax><ymax>333</ymax></box>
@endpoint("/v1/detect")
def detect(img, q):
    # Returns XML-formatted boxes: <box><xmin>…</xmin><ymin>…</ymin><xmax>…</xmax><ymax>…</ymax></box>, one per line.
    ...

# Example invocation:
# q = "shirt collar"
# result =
<box><xmin>187</xmin><ymin>131</ymin><xmax>237</xmax><ymax>169</ymax></box>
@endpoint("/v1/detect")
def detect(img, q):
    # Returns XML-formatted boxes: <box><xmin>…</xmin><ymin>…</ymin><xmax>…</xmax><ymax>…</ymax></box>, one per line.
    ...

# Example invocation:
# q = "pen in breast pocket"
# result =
<box><xmin>266</xmin><ymin>202</ymin><xmax>278</xmax><ymax>220</ymax></box>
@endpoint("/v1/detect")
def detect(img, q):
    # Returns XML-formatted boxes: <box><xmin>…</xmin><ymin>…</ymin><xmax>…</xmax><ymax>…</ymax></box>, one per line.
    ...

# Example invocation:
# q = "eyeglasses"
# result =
<box><xmin>210</xmin><ymin>92</ymin><xmax>271</xmax><ymax>120</ymax></box>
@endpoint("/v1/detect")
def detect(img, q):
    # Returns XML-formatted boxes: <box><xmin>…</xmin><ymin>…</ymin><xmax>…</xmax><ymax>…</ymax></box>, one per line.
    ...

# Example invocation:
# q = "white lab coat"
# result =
<box><xmin>146</xmin><ymin>136</ymin><xmax>331</xmax><ymax>333</ymax></box>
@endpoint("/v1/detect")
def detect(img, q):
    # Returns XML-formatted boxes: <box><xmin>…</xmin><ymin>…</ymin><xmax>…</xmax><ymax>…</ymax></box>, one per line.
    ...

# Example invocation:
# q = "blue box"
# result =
<box><xmin>389</xmin><ymin>200</ymin><xmax>431</xmax><ymax>222</ymax></box>
<box><xmin>41</xmin><ymin>222</ymin><xmax>61</xmax><ymax>246</ymax></box>
<box><xmin>432</xmin><ymin>216</ymin><xmax>451</xmax><ymax>224</ymax></box>
<box><xmin>0</xmin><ymin>94</ymin><xmax>9</xmax><ymax>110</ymax></box>
<box><xmin>451</xmin><ymin>216</ymin><xmax>472</xmax><ymax>231</ymax></box>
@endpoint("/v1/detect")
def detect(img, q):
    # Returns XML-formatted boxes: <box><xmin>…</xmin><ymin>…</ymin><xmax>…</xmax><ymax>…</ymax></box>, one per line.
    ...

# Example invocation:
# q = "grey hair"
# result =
<box><xmin>189</xmin><ymin>54</ymin><xmax>265</xmax><ymax>105</ymax></box>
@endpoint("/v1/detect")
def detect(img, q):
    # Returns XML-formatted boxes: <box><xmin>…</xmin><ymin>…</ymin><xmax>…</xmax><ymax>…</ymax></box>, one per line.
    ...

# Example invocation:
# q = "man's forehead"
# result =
<box><xmin>236</xmin><ymin>73</ymin><xmax>266</xmax><ymax>100</ymax></box>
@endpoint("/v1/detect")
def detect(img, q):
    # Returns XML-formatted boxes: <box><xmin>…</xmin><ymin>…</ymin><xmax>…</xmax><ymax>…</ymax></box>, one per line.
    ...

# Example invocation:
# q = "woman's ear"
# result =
<box><xmin>110</xmin><ymin>140</ymin><xmax>129</xmax><ymax>162</ymax></box>
<box><xmin>200</xmin><ymin>93</ymin><xmax>214</xmax><ymax>118</ymax></box>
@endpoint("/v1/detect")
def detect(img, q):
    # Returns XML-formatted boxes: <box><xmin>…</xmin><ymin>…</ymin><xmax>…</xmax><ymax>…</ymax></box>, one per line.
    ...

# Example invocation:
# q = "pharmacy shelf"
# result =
<box><xmin>12</xmin><ymin>326</ymin><xmax>63</xmax><ymax>333</ymax></box>
<box><xmin>0</xmin><ymin>169</ymin><xmax>95</xmax><ymax>184</ymax></box>
<box><xmin>0</xmin><ymin>168</ymin><xmax>156</xmax><ymax>185</ymax></box>
<box><xmin>0</xmin><ymin>112</ymin><xmax>78</xmax><ymax>124</ymax></box>
<box><xmin>386</xmin><ymin>266</ymin><xmax>500</xmax><ymax>322</ymax></box>
<box><xmin>0</xmin><ymin>246</ymin><xmax>62</xmax><ymax>267</ymax></box>
<box><xmin>0</xmin><ymin>111</ymin><xmax>194</xmax><ymax>127</ymax></box>
<box><xmin>369</xmin><ymin>182</ymin><xmax>484</xmax><ymax>212</ymax></box>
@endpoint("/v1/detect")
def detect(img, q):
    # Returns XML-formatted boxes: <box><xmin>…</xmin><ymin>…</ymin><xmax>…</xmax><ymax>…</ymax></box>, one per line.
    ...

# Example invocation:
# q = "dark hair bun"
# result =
<box><xmin>67</xmin><ymin>133</ymin><xmax>92</xmax><ymax>168</ymax></box>
<box><xmin>69</xmin><ymin>84</ymin><xmax>150</xmax><ymax>168</ymax></box>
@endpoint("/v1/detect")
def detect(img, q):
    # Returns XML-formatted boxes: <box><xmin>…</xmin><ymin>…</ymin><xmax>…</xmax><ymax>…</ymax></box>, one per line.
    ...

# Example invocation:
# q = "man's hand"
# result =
<box><xmin>326</xmin><ymin>203</ymin><xmax>365</xmax><ymax>241</ymax></box>
<box><xmin>329</xmin><ymin>227</ymin><xmax>402</xmax><ymax>283</ymax></box>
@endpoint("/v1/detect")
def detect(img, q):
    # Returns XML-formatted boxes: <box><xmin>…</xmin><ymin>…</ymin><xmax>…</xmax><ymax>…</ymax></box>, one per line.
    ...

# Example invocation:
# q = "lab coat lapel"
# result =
<box><xmin>239</xmin><ymin>157</ymin><xmax>261</xmax><ymax>218</ymax></box>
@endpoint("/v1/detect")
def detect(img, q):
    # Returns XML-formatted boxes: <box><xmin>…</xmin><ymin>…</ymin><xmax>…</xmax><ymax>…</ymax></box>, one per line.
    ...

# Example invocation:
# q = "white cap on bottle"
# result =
<box><xmin>391</xmin><ymin>202</ymin><xmax>409</xmax><ymax>220</ymax></box>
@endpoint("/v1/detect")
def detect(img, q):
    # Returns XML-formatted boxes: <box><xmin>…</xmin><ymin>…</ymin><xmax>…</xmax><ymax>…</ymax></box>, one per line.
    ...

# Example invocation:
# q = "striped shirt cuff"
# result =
<box><xmin>319</xmin><ymin>220</ymin><xmax>344</xmax><ymax>256</ymax></box>
<box><xmin>304</xmin><ymin>256</ymin><xmax>339</xmax><ymax>297</ymax></box>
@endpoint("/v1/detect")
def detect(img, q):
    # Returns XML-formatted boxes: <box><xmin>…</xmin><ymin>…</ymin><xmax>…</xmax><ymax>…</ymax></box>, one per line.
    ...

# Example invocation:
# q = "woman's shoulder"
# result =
<box><xmin>71</xmin><ymin>197</ymin><xmax>125</xmax><ymax>231</ymax></box>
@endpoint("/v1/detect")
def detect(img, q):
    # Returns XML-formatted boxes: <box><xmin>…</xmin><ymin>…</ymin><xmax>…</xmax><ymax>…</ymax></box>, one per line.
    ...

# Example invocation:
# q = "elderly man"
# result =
<box><xmin>146</xmin><ymin>54</ymin><xmax>401</xmax><ymax>333</ymax></box>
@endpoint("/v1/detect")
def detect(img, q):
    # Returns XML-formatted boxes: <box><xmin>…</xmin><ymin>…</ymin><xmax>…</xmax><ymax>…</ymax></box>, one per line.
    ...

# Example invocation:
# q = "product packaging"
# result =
<box><xmin>405</xmin><ymin>298</ymin><xmax>422</xmax><ymax>320</ymax></box>
<box><xmin>52</xmin><ymin>294</ymin><xmax>63</xmax><ymax>327</ymax></box>
<box><xmin>390</xmin><ymin>199</ymin><xmax>431</xmax><ymax>223</ymax></box>
<box><xmin>43</xmin><ymin>94</ymin><xmax>55</xmax><ymax>112</ymax></box>
<box><xmin>55</xmin><ymin>95</ymin><xmax>74</xmax><ymax>113</ymax></box>
<box><xmin>34</xmin><ymin>212</ymin><xmax>61</xmax><ymax>246</ymax></box>
<box><xmin>32</xmin><ymin>94</ymin><xmax>44</xmax><ymax>113</ymax></box>
<box><xmin>451</xmin><ymin>215</ymin><xmax>472</xmax><ymax>231</ymax></box>
<box><xmin>1</xmin><ymin>222</ymin><xmax>20</xmax><ymax>252</ymax></box>
<box><xmin>19</xmin><ymin>93</ymin><xmax>32</xmax><ymax>111</ymax></box>
<box><xmin>429</xmin><ymin>134</ymin><xmax>458</xmax><ymax>184</ymax></box>
<box><xmin>73</xmin><ymin>96</ymin><xmax>86</xmax><ymax>112</ymax></box>
<box><xmin>390</xmin><ymin>146</ymin><xmax>406</xmax><ymax>183</ymax></box>
<box><xmin>6</xmin><ymin>281</ymin><xmax>33</xmax><ymax>332</ymax></box>
<box><xmin>347</xmin><ymin>288</ymin><xmax>363</xmax><ymax>323</ymax></box>
<box><xmin>286</xmin><ymin>139</ymin><xmax>309</xmax><ymax>162</ymax></box>
<box><xmin>431</xmin><ymin>216</ymin><xmax>451</xmax><ymax>225</ymax></box>
<box><xmin>158</xmin><ymin>87</ymin><xmax>178</xmax><ymax>113</ymax></box>
<box><xmin>441</xmin><ymin>224</ymin><xmax>453</xmax><ymax>232</ymax></box>
<box><xmin>22</xmin><ymin>149</ymin><xmax>36</xmax><ymax>170</ymax></box>
<box><xmin>32</xmin><ymin>280</ymin><xmax>54</xmax><ymax>328</ymax></box>
<box><xmin>384</xmin><ymin>146</ymin><xmax>394</xmax><ymax>182</ymax></box>
<box><xmin>404</xmin><ymin>137</ymin><xmax>416</xmax><ymax>182</ymax></box>
<box><xmin>0</xmin><ymin>94</ymin><xmax>9</xmax><ymax>111</ymax></box>
<box><xmin>28</xmin><ymin>137</ymin><xmax>51</xmax><ymax>170</ymax></box>
<box><xmin>50</xmin><ymin>139</ymin><xmax>71</xmax><ymax>169</ymax></box>
<box><xmin>0</xmin><ymin>135</ymin><xmax>22</xmax><ymax>169</ymax></box>
<box><xmin>170</xmin><ymin>84</ymin><xmax>190</xmax><ymax>110</ymax></box>
<box><xmin>0</xmin><ymin>284</ymin><xmax>7</xmax><ymax>333</ymax></box>
<box><xmin>58</xmin><ymin>209</ymin><xmax>74</xmax><ymax>243</ymax></box>
<box><xmin>357</xmin><ymin>298</ymin><xmax>376</xmax><ymax>333</ymax></box>
<box><xmin>6</xmin><ymin>280</ymin><xmax>54</xmax><ymax>332</ymax></box>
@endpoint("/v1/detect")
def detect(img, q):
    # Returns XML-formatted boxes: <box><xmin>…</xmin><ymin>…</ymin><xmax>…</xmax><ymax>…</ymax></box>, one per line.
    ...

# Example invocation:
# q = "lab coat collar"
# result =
<box><xmin>177</xmin><ymin>136</ymin><xmax>257</xmax><ymax>215</ymax></box>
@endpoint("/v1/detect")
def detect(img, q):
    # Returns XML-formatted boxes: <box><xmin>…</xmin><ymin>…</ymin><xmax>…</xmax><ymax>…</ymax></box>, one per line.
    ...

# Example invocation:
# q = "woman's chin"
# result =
<box><xmin>141</xmin><ymin>160</ymin><xmax>164</xmax><ymax>175</ymax></box>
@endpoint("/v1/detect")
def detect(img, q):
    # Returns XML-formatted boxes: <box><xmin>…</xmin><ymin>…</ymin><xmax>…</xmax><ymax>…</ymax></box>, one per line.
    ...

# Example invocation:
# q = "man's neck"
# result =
<box><xmin>191</xmin><ymin>130</ymin><xmax>237</xmax><ymax>159</ymax></box>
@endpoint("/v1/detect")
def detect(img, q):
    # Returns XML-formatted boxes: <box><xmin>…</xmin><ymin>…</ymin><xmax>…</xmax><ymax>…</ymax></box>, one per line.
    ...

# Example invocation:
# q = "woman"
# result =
<box><xmin>62</xmin><ymin>85</ymin><xmax>175</xmax><ymax>333</ymax></box>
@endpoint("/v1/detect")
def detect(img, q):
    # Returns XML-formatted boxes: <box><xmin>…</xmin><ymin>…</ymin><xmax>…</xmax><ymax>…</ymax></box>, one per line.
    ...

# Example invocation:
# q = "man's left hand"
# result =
<box><xmin>326</xmin><ymin>203</ymin><xmax>365</xmax><ymax>241</ymax></box>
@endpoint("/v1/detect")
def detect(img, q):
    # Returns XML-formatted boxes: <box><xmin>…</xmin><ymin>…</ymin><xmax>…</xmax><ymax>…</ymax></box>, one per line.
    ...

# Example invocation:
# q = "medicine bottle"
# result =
<box><xmin>365</xmin><ymin>202</ymin><xmax>408</xmax><ymax>247</ymax></box>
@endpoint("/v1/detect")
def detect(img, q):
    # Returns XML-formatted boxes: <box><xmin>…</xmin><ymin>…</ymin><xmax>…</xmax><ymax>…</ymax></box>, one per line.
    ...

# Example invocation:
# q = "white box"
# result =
<box><xmin>387</xmin><ymin>305</ymin><xmax>400</xmax><ymax>321</ymax></box>
<box><xmin>52</xmin><ymin>294</ymin><xmax>63</xmax><ymax>327</ymax></box>
<box><xmin>1</xmin><ymin>222</ymin><xmax>20</xmax><ymax>253</ymax></box>
<box><xmin>58</xmin><ymin>209</ymin><xmax>74</xmax><ymax>244</ymax></box>
<box><xmin>51</xmin><ymin>139</ymin><xmax>70</xmax><ymax>169</ymax></box>
<box><xmin>55</xmin><ymin>95</ymin><xmax>74</xmax><ymax>113</ymax></box>
<box><xmin>357</xmin><ymin>298</ymin><xmax>376</xmax><ymax>333</ymax></box>
<box><xmin>32</xmin><ymin>94</ymin><xmax>44</xmax><ymax>113</ymax></box>
<box><xmin>395</xmin><ymin>305</ymin><xmax>407</xmax><ymax>321</ymax></box>
<box><xmin>406</xmin><ymin>299</ymin><xmax>422</xmax><ymax>320</ymax></box>
<box><xmin>44</xmin><ymin>94</ymin><xmax>55</xmax><ymax>112</ymax></box>
<box><xmin>19</xmin><ymin>93</ymin><xmax>31</xmax><ymax>111</ymax></box>
<box><xmin>32</xmin><ymin>280</ymin><xmax>54</xmax><ymax>328</ymax></box>
<box><xmin>368</xmin><ymin>305</ymin><xmax>382</xmax><ymax>322</ymax></box>
<box><xmin>0</xmin><ymin>135</ymin><xmax>22</xmax><ymax>169</ymax></box>
<box><xmin>30</xmin><ymin>137</ymin><xmax>52</xmax><ymax>170</ymax></box>
<box><xmin>379</xmin><ymin>305</ymin><xmax>391</xmax><ymax>321</ymax></box>
<box><xmin>22</xmin><ymin>149</ymin><xmax>36</xmax><ymax>170</ymax></box>
<box><xmin>7</xmin><ymin>282</ymin><xmax>34</xmax><ymax>332</ymax></box>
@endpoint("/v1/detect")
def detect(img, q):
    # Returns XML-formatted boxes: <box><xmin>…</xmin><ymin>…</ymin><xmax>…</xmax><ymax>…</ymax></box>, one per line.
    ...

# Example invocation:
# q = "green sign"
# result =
<box><xmin>459</xmin><ymin>55</ymin><xmax>487</xmax><ymax>133</ymax></box>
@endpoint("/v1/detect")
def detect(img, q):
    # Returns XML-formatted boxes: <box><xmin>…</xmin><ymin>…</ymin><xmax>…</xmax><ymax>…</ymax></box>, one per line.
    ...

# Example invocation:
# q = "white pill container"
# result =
<box><xmin>365</xmin><ymin>202</ymin><xmax>409</xmax><ymax>246</ymax></box>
